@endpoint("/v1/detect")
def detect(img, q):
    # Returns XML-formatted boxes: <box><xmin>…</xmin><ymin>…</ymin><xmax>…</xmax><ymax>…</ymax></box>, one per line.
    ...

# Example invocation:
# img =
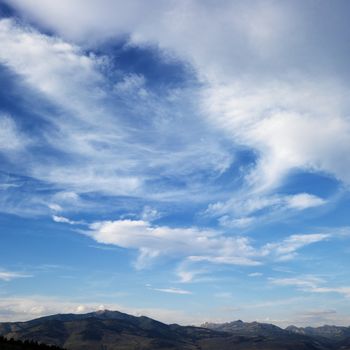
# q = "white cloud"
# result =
<box><xmin>187</xmin><ymin>255</ymin><xmax>260</xmax><ymax>266</ymax></box>
<box><xmin>87</xmin><ymin>219</ymin><xmax>331</xmax><ymax>270</ymax></box>
<box><xmin>270</xmin><ymin>276</ymin><xmax>350</xmax><ymax>299</ymax></box>
<box><xmin>248</xmin><ymin>272</ymin><xmax>263</xmax><ymax>277</ymax></box>
<box><xmin>3</xmin><ymin>1</ymin><xmax>294</xmax><ymax>79</ymax></box>
<box><xmin>208</xmin><ymin>192</ymin><xmax>326</xmax><ymax>228</ymax></box>
<box><xmin>269</xmin><ymin>276</ymin><xmax>324</xmax><ymax>290</ymax></box>
<box><xmin>0</xmin><ymin>17</ymin><xmax>232</xmax><ymax>205</ymax></box>
<box><xmin>52</xmin><ymin>215</ymin><xmax>79</xmax><ymax>225</ymax></box>
<box><xmin>48</xmin><ymin>203</ymin><xmax>63</xmax><ymax>212</ymax></box>
<box><xmin>151</xmin><ymin>287</ymin><xmax>192</xmax><ymax>295</ymax></box>
<box><xmin>0</xmin><ymin>114</ymin><xmax>29</xmax><ymax>152</ymax></box>
<box><xmin>311</xmin><ymin>286</ymin><xmax>350</xmax><ymax>299</ymax></box>
<box><xmin>88</xmin><ymin>219</ymin><xmax>260</xmax><ymax>268</ymax></box>
<box><xmin>0</xmin><ymin>19</ymin><xmax>106</xmax><ymax>123</ymax></box>
<box><xmin>218</xmin><ymin>216</ymin><xmax>255</xmax><ymax>228</ymax></box>
<box><xmin>0</xmin><ymin>2</ymin><xmax>344</xmax><ymax>223</ymax></box>
<box><xmin>285</xmin><ymin>193</ymin><xmax>326</xmax><ymax>210</ymax></box>
<box><xmin>202</xmin><ymin>80</ymin><xmax>350</xmax><ymax>192</ymax></box>
<box><xmin>6</xmin><ymin>0</ymin><xmax>350</xmax><ymax>197</ymax></box>
<box><xmin>175</xmin><ymin>261</ymin><xmax>210</xmax><ymax>283</ymax></box>
<box><xmin>0</xmin><ymin>18</ymin><xmax>142</xmax><ymax>196</ymax></box>
<box><xmin>113</xmin><ymin>73</ymin><xmax>146</xmax><ymax>95</ymax></box>
<box><xmin>176</xmin><ymin>269</ymin><xmax>196</xmax><ymax>284</ymax></box>
<box><xmin>134</xmin><ymin>247</ymin><xmax>161</xmax><ymax>270</ymax></box>
<box><xmin>0</xmin><ymin>270</ymin><xmax>32</xmax><ymax>281</ymax></box>
<box><xmin>140</xmin><ymin>206</ymin><xmax>161</xmax><ymax>222</ymax></box>
<box><xmin>262</xmin><ymin>233</ymin><xmax>329</xmax><ymax>261</ymax></box>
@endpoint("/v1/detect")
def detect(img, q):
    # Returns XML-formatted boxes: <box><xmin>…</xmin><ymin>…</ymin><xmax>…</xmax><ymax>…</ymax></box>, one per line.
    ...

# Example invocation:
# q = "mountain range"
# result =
<box><xmin>1</xmin><ymin>310</ymin><xmax>350</xmax><ymax>350</ymax></box>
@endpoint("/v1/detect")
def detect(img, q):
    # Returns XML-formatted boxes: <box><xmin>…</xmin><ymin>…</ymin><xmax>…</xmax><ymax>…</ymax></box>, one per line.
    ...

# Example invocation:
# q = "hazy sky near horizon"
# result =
<box><xmin>1</xmin><ymin>0</ymin><xmax>350</xmax><ymax>328</ymax></box>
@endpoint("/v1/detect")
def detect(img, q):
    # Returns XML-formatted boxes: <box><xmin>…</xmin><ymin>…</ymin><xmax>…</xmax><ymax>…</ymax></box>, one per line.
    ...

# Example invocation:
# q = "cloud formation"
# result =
<box><xmin>88</xmin><ymin>219</ymin><xmax>259</xmax><ymax>269</ymax></box>
<box><xmin>88</xmin><ymin>219</ymin><xmax>329</xmax><ymax>271</ymax></box>
<box><xmin>150</xmin><ymin>287</ymin><xmax>192</xmax><ymax>295</ymax></box>
<box><xmin>270</xmin><ymin>276</ymin><xmax>350</xmax><ymax>299</ymax></box>
<box><xmin>0</xmin><ymin>269</ymin><xmax>32</xmax><ymax>281</ymax></box>
<box><xmin>0</xmin><ymin>114</ymin><xmax>29</xmax><ymax>152</ymax></box>
<box><xmin>5</xmin><ymin>0</ymin><xmax>350</xmax><ymax>197</ymax></box>
<box><xmin>0</xmin><ymin>17</ymin><xmax>232</xmax><ymax>207</ymax></box>
<box><xmin>262</xmin><ymin>234</ymin><xmax>329</xmax><ymax>261</ymax></box>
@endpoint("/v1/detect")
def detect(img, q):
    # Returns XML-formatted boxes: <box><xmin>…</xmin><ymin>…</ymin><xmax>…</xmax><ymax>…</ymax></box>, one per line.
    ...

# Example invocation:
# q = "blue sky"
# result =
<box><xmin>1</xmin><ymin>0</ymin><xmax>350</xmax><ymax>327</ymax></box>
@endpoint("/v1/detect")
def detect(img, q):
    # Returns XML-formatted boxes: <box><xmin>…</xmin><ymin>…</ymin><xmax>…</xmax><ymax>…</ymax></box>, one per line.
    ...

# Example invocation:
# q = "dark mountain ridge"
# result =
<box><xmin>286</xmin><ymin>324</ymin><xmax>350</xmax><ymax>341</ymax></box>
<box><xmin>1</xmin><ymin>310</ymin><xmax>349</xmax><ymax>350</ymax></box>
<box><xmin>204</xmin><ymin>320</ymin><xmax>350</xmax><ymax>349</ymax></box>
<box><xmin>202</xmin><ymin>319</ymin><xmax>287</xmax><ymax>337</ymax></box>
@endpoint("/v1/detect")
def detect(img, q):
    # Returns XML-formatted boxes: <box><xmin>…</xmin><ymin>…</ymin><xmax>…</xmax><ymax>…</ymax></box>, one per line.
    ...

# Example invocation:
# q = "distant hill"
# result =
<box><xmin>286</xmin><ymin>324</ymin><xmax>350</xmax><ymax>349</ymax></box>
<box><xmin>201</xmin><ymin>320</ymin><xmax>334</xmax><ymax>349</ymax></box>
<box><xmin>202</xmin><ymin>319</ymin><xmax>287</xmax><ymax>337</ymax></box>
<box><xmin>286</xmin><ymin>324</ymin><xmax>350</xmax><ymax>341</ymax></box>
<box><xmin>0</xmin><ymin>310</ymin><xmax>347</xmax><ymax>350</ymax></box>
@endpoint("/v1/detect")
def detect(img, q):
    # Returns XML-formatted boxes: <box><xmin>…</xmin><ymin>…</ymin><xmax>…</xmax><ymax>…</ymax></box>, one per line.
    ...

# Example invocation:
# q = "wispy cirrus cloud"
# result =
<box><xmin>261</xmin><ymin>233</ymin><xmax>330</xmax><ymax>261</ymax></box>
<box><xmin>149</xmin><ymin>287</ymin><xmax>192</xmax><ymax>295</ymax></box>
<box><xmin>7</xmin><ymin>0</ymin><xmax>350</xmax><ymax>197</ymax></box>
<box><xmin>0</xmin><ymin>2</ymin><xmax>346</xmax><ymax>221</ymax></box>
<box><xmin>269</xmin><ymin>276</ymin><xmax>324</xmax><ymax>290</ymax></box>
<box><xmin>0</xmin><ymin>269</ymin><xmax>32</xmax><ymax>281</ymax></box>
<box><xmin>208</xmin><ymin>192</ymin><xmax>327</xmax><ymax>229</ymax></box>
<box><xmin>175</xmin><ymin>261</ymin><xmax>210</xmax><ymax>284</ymax></box>
<box><xmin>248</xmin><ymin>272</ymin><xmax>263</xmax><ymax>277</ymax></box>
<box><xmin>270</xmin><ymin>276</ymin><xmax>350</xmax><ymax>299</ymax></box>
<box><xmin>0</xmin><ymin>16</ymin><xmax>232</xmax><ymax>212</ymax></box>
<box><xmin>0</xmin><ymin>114</ymin><xmax>29</xmax><ymax>152</ymax></box>
<box><xmin>52</xmin><ymin>215</ymin><xmax>82</xmax><ymax>225</ymax></box>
